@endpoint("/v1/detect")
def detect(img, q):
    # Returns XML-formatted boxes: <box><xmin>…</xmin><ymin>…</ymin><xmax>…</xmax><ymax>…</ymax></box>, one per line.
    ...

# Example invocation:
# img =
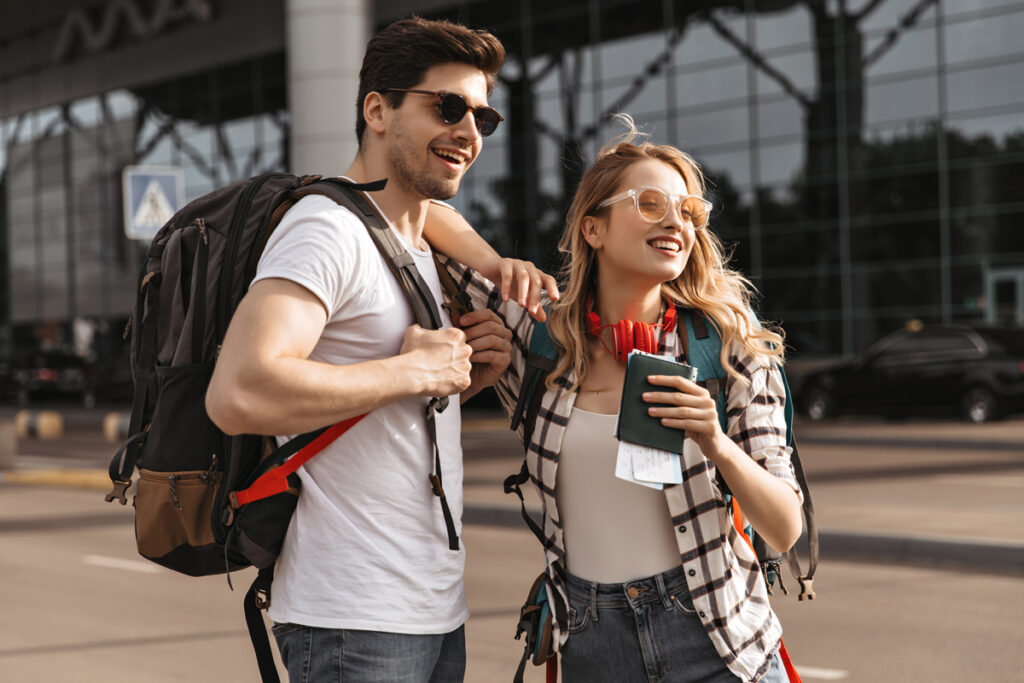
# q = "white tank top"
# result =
<box><xmin>556</xmin><ymin>407</ymin><xmax>683</xmax><ymax>583</ymax></box>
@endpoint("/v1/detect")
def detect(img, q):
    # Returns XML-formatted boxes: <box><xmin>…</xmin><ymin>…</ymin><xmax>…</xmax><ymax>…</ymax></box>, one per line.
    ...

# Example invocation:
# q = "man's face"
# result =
<box><xmin>384</xmin><ymin>62</ymin><xmax>491</xmax><ymax>200</ymax></box>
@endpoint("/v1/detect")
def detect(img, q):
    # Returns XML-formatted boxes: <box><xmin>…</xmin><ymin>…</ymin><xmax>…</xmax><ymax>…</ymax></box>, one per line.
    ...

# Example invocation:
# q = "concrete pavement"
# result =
<box><xmin>1</xmin><ymin>407</ymin><xmax>1023</xmax><ymax>576</ymax></box>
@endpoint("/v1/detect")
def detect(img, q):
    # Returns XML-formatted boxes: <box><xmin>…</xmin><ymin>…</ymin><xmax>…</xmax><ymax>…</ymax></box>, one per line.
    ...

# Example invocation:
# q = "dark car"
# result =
<box><xmin>13</xmin><ymin>350</ymin><xmax>97</xmax><ymax>408</ymax></box>
<box><xmin>799</xmin><ymin>325</ymin><xmax>1024</xmax><ymax>423</ymax></box>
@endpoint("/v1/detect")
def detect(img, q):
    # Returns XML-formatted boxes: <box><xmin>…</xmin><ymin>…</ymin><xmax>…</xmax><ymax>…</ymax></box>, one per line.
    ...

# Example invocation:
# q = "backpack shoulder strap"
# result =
<box><xmin>680</xmin><ymin>308</ymin><xmax>728</xmax><ymax>432</ymax></box>
<box><xmin>295</xmin><ymin>178</ymin><xmax>447</xmax><ymax>332</ymax></box>
<box><xmin>509</xmin><ymin>319</ymin><xmax>558</xmax><ymax>445</ymax></box>
<box><xmin>503</xmin><ymin>317</ymin><xmax>558</xmax><ymax>548</ymax></box>
<box><xmin>291</xmin><ymin>177</ymin><xmax>460</xmax><ymax>551</ymax></box>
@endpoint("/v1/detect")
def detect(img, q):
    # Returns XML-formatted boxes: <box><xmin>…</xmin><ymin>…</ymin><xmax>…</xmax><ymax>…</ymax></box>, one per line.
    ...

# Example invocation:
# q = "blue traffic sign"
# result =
<box><xmin>122</xmin><ymin>166</ymin><xmax>184</xmax><ymax>240</ymax></box>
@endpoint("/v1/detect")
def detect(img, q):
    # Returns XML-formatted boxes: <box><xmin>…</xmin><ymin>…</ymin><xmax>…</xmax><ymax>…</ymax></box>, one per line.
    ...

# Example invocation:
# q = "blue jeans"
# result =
<box><xmin>560</xmin><ymin>567</ymin><xmax>785</xmax><ymax>683</ymax></box>
<box><xmin>271</xmin><ymin>622</ymin><xmax>465</xmax><ymax>683</ymax></box>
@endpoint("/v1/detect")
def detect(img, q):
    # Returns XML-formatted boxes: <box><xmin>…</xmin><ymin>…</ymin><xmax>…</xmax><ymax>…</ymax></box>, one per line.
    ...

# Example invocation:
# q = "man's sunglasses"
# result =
<box><xmin>382</xmin><ymin>89</ymin><xmax>504</xmax><ymax>137</ymax></box>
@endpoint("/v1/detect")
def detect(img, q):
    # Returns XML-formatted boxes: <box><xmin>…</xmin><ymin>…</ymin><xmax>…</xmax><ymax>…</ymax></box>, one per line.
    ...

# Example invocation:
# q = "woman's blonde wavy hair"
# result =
<box><xmin>546</xmin><ymin>115</ymin><xmax>785</xmax><ymax>389</ymax></box>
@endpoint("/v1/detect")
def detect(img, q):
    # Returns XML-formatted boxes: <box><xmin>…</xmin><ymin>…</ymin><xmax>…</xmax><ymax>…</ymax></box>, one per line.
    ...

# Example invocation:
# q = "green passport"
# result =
<box><xmin>616</xmin><ymin>351</ymin><xmax>698</xmax><ymax>454</ymax></box>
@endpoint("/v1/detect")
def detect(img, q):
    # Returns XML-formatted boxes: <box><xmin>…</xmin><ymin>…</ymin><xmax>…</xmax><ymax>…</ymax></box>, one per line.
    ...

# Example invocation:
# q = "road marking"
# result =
<box><xmin>796</xmin><ymin>665</ymin><xmax>849</xmax><ymax>680</ymax></box>
<box><xmin>83</xmin><ymin>554</ymin><xmax>162</xmax><ymax>574</ymax></box>
<box><xmin>932</xmin><ymin>474</ymin><xmax>1024</xmax><ymax>488</ymax></box>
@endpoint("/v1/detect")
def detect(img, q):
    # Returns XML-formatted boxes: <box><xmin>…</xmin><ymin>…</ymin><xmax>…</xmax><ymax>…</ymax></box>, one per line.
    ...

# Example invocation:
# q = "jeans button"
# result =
<box><xmin>627</xmin><ymin>586</ymin><xmax>640</xmax><ymax>599</ymax></box>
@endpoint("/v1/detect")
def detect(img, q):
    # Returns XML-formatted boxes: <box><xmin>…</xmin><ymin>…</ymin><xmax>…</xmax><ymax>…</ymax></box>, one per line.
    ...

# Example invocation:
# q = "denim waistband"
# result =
<box><xmin>565</xmin><ymin>565</ymin><xmax>689</xmax><ymax>611</ymax></box>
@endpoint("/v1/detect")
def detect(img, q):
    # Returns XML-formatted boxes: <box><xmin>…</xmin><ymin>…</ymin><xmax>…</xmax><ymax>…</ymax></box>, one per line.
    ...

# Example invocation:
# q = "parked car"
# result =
<box><xmin>13</xmin><ymin>350</ymin><xmax>97</xmax><ymax>408</ymax></box>
<box><xmin>798</xmin><ymin>324</ymin><xmax>1024</xmax><ymax>423</ymax></box>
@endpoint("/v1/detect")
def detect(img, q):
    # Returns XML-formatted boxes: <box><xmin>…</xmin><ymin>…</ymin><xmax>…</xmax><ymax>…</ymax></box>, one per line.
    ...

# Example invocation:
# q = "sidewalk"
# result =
<box><xmin>2</xmin><ymin>408</ymin><xmax>1023</xmax><ymax>574</ymax></box>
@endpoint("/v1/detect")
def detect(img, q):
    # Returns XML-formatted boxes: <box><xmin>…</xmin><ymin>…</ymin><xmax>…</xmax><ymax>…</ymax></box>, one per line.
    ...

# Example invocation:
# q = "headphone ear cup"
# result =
<box><xmin>613</xmin><ymin>320</ymin><xmax>632</xmax><ymax>363</ymax></box>
<box><xmin>634</xmin><ymin>323</ymin><xmax>655</xmax><ymax>354</ymax></box>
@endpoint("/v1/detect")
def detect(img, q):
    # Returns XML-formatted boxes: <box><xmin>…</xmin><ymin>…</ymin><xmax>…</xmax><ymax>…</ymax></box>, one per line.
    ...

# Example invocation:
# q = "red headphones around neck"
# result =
<box><xmin>586</xmin><ymin>298</ymin><xmax>677</xmax><ymax>363</ymax></box>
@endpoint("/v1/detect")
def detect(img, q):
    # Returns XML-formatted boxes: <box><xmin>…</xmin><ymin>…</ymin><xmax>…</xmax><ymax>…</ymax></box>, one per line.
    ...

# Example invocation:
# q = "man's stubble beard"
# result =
<box><xmin>386</xmin><ymin>137</ymin><xmax>462</xmax><ymax>201</ymax></box>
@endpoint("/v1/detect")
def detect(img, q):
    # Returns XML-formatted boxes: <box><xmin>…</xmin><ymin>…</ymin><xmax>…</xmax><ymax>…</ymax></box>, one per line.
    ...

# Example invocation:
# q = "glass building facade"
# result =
<box><xmin>0</xmin><ymin>0</ymin><xmax>287</xmax><ymax>375</ymax></box>
<box><xmin>1</xmin><ymin>0</ymin><xmax>1022</xmax><ymax>388</ymax></box>
<box><xmin>430</xmin><ymin>0</ymin><xmax>1024</xmax><ymax>356</ymax></box>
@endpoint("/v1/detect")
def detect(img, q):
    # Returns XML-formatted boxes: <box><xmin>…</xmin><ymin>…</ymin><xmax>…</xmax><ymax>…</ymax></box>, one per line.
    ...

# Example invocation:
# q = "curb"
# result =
<box><xmin>0</xmin><ymin>468</ymin><xmax>112</xmax><ymax>491</ymax></box>
<box><xmin>800</xmin><ymin>434</ymin><xmax>1024</xmax><ymax>453</ymax></box>
<box><xmin>2</xmin><ymin>469</ymin><xmax>1021</xmax><ymax>575</ymax></box>
<box><xmin>818</xmin><ymin>529</ymin><xmax>1024</xmax><ymax>575</ymax></box>
<box><xmin>461</xmin><ymin>505</ymin><xmax>1024</xmax><ymax>576</ymax></box>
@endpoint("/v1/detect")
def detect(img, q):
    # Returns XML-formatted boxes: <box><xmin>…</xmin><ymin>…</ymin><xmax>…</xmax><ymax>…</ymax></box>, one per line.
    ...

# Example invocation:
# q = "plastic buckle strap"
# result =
<box><xmin>429</xmin><ymin>473</ymin><xmax>445</xmax><ymax>498</ymax></box>
<box><xmin>503</xmin><ymin>462</ymin><xmax>530</xmax><ymax>495</ymax></box>
<box><xmin>429</xmin><ymin>395</ymin><xmax>448</xmax><ymax>415</ymax></box>
<box><xmin>104</xmin><ymin>479</ymin><xmax>131</xmax><ymax>505</ymax></box>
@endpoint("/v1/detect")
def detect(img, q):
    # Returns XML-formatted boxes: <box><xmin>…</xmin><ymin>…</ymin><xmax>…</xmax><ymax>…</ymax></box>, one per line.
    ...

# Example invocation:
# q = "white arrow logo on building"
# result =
<box><xmin>133</xmin><ymin>180</ymin><xmax>175</xmax><ymax>229</ymax></box>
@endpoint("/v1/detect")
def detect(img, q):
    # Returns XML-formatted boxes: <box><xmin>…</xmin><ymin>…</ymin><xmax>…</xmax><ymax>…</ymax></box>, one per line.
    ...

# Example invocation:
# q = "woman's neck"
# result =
<box><xmin>592</xmin><ymin>278</ymin><xmax>663</xmax><ymax>325</ymax></box>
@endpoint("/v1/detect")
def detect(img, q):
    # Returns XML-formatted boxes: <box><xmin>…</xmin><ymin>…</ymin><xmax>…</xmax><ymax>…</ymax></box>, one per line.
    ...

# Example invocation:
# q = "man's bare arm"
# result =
<box><xmin>423</xmin><ymin>202</ymin><xmax>559</xmax><ymax>318</ymax></box>
<box><xmin>206</xmin><ymin>278</ymin><xmax>473</xmax><ymax>436</ymax></box>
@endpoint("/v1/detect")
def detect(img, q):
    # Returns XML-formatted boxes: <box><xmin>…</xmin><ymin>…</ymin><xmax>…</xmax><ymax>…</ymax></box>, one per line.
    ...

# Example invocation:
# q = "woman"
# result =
<box><xmin>434</xmin><ymin>117</ymin><xmax>803</xmax><ymax>682</ymax></box>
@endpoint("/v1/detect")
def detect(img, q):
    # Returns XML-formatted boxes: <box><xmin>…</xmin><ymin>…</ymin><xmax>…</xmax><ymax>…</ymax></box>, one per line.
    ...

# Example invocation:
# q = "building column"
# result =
<box><xmin>286</xmin><ymin>0</ymin><xmax>370</xmax><ymax>175</ymax></box>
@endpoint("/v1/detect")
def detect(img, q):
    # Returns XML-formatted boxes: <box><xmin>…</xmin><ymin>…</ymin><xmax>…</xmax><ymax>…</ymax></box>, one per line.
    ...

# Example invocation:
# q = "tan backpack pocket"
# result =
<box><xmin>134</xmin><ymin>468</ymin><xmax>223</xmax><ymax>574</ymax></box>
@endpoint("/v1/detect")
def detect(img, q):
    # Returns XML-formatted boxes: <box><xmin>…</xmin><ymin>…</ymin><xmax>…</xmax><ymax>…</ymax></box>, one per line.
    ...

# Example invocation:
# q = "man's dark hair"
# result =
<box><xmin>356</xmin><ymin>16</ymin><xmax>506</xmax><ymax>144</ymax></box>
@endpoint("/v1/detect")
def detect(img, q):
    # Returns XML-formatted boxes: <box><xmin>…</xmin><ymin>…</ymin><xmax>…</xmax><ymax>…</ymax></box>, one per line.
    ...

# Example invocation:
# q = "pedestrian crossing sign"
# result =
<box><xmin>122</xmin><ymin>166</ymin><xmax>185</xmax><ymax>240</ymax></box>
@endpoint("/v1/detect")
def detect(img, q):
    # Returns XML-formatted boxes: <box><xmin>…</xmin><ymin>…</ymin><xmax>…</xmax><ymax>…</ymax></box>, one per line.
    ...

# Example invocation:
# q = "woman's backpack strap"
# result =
<box><xmin>680</xmin><ymin>308</ymin><xmax>728</xmax><ymax>432</ymax></box>
<box><xmin>505</xmin><ymin>318</ymin><xmax>558</xmax><ymax>549</ymax></box>
<box><xmin>509</xmin><ymin>320</ymin><xmax>558</xmax><ymax>445</ymax></box>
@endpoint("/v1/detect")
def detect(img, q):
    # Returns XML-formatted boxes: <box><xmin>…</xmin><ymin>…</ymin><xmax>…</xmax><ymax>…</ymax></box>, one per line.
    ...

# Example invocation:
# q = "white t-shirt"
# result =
<box><xmin>254</xmin><ymin>193</ymin><xmax>467</xmax><ymax>634</ymax></box>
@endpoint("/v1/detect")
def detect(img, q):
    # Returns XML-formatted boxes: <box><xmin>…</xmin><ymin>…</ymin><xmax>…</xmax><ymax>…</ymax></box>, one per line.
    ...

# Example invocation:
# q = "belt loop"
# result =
<box><xmin>655</xmin><ymin>571</ymin><xmax>673</xmax><ymax>611</ymax></box>
<box><xmin>589</xmin><ymin>581</ymin><xmax>600</xmax><ymax>622</ymax></box>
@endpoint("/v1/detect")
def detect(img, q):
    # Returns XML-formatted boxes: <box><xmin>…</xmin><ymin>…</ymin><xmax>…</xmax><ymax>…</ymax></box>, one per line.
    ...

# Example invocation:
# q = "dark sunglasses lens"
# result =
<box><xmin>438</xmin><ymin>94</ymin><xmax>469</xmax><ymax>124</ymax></box>
<box><xmin>437</xmin><ymin>93</ymin><xmax>501</xmax><ymax>136</ymax></box>
<box><xmin>475</xmin><ymin>108</ymin><xmax>501</xmax><ymax>136</ymax></box>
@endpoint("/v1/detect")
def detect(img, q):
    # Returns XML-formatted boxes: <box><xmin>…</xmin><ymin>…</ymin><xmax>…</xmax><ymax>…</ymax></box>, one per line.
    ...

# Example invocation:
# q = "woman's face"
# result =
<box><xmin>582</xmin><ymin>159</ymin><xmax>697</xmax><ymax>288</ymax></box>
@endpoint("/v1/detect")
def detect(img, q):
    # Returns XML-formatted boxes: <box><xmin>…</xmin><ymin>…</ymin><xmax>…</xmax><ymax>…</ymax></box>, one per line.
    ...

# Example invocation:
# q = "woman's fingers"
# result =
<box><xmin>492</xmin><ymin>258</ymin><xmax>558</xmax><ymax>320</ymax></box>
<box><xmin>645</xmin><ymin>373</ymin><xmax>701</xmax><ymax>391</ymax></box>
<box><xmin>642</xmin><ymin>377</ymin><xmax>718</xmax><ymax>434</ymax></box>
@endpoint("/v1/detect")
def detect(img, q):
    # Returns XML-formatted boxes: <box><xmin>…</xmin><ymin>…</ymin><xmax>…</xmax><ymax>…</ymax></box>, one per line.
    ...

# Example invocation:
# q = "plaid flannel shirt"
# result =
<box><xmin>443</xmin><ymin>257</ymin><xmax>801</xmax><ymax>683</ymax></box>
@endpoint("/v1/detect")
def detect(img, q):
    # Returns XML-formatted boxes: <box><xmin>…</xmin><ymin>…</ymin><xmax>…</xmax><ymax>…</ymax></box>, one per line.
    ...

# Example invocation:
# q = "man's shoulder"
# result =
<box><xmin>270</xmin><ymin>194</ymin><xmax>378</xmax><ymax>254</ymax></box>
<box><xmin>282</xmin><ymin>193</ymin><xmax>364</xmax><ymax>226</ymax></box>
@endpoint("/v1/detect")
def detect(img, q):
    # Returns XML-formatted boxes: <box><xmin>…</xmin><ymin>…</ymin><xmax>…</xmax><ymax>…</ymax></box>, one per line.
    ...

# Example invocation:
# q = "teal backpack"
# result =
<box><xmin>505</xmin><ymin>308</ymin><xmax>818</xmax><ymax>678</ymax></box>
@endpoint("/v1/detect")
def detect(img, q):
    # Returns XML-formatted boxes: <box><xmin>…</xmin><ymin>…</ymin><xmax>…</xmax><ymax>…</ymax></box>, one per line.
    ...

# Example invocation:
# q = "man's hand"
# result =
<box><xmin>455</xmin><ymin>309</ymin><xmax>513</xmax><ymax>398</ymax></box>
<box><xmin>399</xmin><ymin>325</ymin><xmax>474</xmax><ymax>397</ymax></box>
<box><xmin>494</xmin><ymin>258</ymin><xmax>559</xmax><ymax>321</ymax></box>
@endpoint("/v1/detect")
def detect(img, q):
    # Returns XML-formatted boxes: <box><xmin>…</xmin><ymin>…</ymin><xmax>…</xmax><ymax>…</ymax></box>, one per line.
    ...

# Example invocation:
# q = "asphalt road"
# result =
<box><xmin>1</xmin><ymin>408</ymin><xmax>1023</xmax><ymax>681</ymax></box>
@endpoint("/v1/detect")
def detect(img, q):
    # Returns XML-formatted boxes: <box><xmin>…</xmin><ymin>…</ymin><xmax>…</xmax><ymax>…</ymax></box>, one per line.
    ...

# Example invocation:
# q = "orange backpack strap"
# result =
<box><xmin>731</xmin><ymin>498</ymin><xmax>803</xmax><ymax>683</ymax></box>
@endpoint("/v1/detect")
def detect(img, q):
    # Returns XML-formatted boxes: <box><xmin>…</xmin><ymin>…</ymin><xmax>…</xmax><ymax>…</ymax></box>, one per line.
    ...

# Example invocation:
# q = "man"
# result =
<box><xmin>206</xmin><ymin>17</ymin><xmax>542</xmax><ymax>682</ymax></box>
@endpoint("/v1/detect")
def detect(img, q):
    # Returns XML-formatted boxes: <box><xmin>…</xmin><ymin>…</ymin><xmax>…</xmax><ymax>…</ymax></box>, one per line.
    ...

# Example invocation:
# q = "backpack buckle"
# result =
<box><xmin>253</xmin><ymin>587</ymin><xmax>271</xmax><ymax>610</ymax></box>
<box><xmin>105</xmin><ymin>479</ymin><xmax>131</xmax><ymax>505</ymax></box>
<box><xmin>429</xmin><ymin>474</ymin><xmax>446</xmax><ymax>498</ymax></box>
<box><xmin>797</xmin><ymin>577</ymin><xmax>815</xmax><ymax>601</ymax></box>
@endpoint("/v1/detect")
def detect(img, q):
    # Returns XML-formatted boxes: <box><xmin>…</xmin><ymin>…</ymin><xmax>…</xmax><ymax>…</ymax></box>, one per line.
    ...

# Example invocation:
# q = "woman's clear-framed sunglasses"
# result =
<box><xmin>382</xmin><ymin>88</ymin><xmax>504</xmax><ymax>137</ymax></box>
<box><xmin>597</xmin><ymin>187</ymin><xmax>712</xmax><ymax>229</ymax></box>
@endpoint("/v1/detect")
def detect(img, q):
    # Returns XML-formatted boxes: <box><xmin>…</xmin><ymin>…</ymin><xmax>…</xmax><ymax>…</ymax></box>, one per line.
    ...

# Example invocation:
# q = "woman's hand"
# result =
<box><xmin>421</xmin><ymin>204</ymin><xmax>557</xmax><ymax>320</ymax></box>
<box><xmin>643</xmin><ymin>375</ymin><xmax>725</xmax><ymax>460</ymax></box>
<box><xmin>493</xmin><ymin>258</ymin><xmax>559</xmax><ymax>322</ymax></box>
<box><xmin>646</xmin><ymin>372</ymin><xmax>804</xmax><ymax>552</ymax></box>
